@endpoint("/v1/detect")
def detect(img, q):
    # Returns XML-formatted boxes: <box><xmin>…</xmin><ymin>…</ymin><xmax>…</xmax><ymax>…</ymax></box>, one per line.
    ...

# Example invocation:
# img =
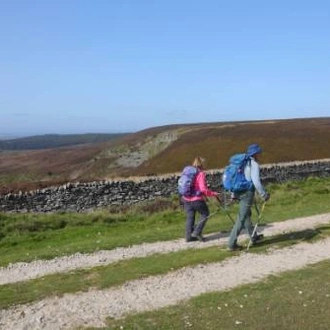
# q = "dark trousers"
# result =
<box><xmin>184</xmin><ymin>200</ymin><xmax>210</xmax><ymax>240</ymax></box>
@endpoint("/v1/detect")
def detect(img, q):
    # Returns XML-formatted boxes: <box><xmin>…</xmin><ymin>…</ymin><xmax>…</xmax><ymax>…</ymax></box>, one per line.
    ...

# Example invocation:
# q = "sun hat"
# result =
<box><xmin>246</xmin><ymin>143</ymin><xmax>262</xmax><ymax>157</ymax></box>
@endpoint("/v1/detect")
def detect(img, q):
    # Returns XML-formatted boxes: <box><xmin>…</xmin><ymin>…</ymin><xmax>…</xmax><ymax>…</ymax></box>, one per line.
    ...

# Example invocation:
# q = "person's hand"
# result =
<box><xmin>264</xmin><ymin>192</ymin><xmax>270</xmax><ymax>201</ymax></box>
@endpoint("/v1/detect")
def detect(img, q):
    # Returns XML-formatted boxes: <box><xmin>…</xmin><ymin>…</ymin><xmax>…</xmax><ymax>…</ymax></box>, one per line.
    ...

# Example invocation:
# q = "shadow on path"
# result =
<box><xmin>204</xmin><ymin>225</ymin><xmax>330</xmax><ymax>247</ymax></box>
<box><xmin>251</xmin><ymin>226</ymin><xmax>330</xmax><ymax>248</ymax></box>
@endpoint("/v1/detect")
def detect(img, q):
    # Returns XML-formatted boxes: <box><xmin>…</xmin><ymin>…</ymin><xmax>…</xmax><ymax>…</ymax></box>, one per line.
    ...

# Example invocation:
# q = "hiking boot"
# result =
<box><xmin>191</xmin><ymin>234</ymin><xmax>205</xmax><ymax>242</ymax></box>
<box><xmin>227</xmin><ymin>244</ymin><xmax>243</xmax><ymax>252</ymax></box>
<box><xmin>252</xmin><ymin>234</ymin><xmax>264</xmax><ymax>244</ymax></box>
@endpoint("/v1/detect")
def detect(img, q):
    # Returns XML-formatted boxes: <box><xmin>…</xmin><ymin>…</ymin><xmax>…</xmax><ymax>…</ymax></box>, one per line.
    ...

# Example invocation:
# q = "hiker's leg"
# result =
<box><xmin>228</xmin><ymin>191</ymin><xmax>251</xmax><ymax>247</ymax></box>
<box><xmin>184</xmin><ymin>201</ymin><xmax>196</xmax><ymax>241</ymax></box>
<box><xmin>228</xmin><ymin>216</ymin><xmax>241</xmax><ymax>248</ymax></box>
<box><xmin>242</xmin><ymin>191</ymin><xmax>255</xmax><ymax>238</ymax></box>
<box><xmin>192</xmin><ymin>200</ymin><xmax>209</xmax><ymax>236</ymax></box>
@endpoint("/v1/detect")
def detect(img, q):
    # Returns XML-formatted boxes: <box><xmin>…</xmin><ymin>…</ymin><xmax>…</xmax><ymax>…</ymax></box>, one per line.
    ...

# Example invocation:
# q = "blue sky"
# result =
<box><xmin>1</xmin><ymin>0</ymin><xmax>329</xmax><ymax>136</ymax></box>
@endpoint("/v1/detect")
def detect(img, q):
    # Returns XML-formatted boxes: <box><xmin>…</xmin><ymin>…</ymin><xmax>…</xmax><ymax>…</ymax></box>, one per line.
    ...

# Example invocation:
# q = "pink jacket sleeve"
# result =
<box><xmin>195</xmin><ymin>171</ymin><xmax>218</xmax><ymax>197</ymax></box>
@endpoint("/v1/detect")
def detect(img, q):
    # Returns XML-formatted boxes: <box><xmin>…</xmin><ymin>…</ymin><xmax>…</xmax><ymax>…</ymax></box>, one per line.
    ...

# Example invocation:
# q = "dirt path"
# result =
<box><xmin>1</xmin><ymin>213</ymin><xmax>330</xmax><ymax>330</ymax></box>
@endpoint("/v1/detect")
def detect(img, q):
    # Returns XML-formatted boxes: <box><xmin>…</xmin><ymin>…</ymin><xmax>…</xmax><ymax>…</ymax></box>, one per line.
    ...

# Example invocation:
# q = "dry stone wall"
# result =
<box><xmin>1</xmin><ymin>160</ymin><xmax>330</xmax><ymax>213</ymax></box>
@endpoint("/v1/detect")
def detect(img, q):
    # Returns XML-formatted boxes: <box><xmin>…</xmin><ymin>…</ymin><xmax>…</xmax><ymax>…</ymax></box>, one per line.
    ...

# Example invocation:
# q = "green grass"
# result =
<box><xmin>1</xmin><ymin>226</ymin><xmax>330</xmax><ymax>310</ymax></box>
<box><xmin>1</xmin><ymin>177</ymin><xmax>330</xmax><ymax>267</ymax></box>
<box><xmin>97</xmin><ymin>260</ymin><xmax>330</xmax><ymax>330</ymax></box>
<box><xmin>1</xmin><ymin>177</ymin><xmax>330</xmax><ymax>329</ymax></box>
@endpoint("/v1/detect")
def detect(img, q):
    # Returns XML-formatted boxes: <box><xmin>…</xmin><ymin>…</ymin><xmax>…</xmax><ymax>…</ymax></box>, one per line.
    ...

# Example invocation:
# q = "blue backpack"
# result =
<box><xmin>222</xmin><ymin>153</ymin><xmax>253</xmax><ymax>192</ymax></box>
<box><xmin>178</xmin><ymin>166</ymin><xmax>200</xmax><ymax>197</ymax></box>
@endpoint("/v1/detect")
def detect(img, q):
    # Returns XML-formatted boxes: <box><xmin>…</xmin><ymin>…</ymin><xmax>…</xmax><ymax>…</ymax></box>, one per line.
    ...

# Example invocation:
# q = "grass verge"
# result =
<box><xmin>98</xmin><ymin>260</ymin><xmax>330</xmax><ymax>330</ymax></box>
<box><xmin>1</xmin><ymin>226</ymin><xmax>330</xmax><ymax>310</ymax></box>
<box><xmin>0</xmin><ymin>177</ymin><xmax>330</xmax><ymax>267</ymax></box>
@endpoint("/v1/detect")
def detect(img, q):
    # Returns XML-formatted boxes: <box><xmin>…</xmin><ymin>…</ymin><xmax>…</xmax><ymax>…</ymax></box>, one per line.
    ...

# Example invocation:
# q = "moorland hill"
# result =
<box><xmin>1</xmin><ymin>117</ymin><xmax>330</xmax><ymax>194</ymax></box>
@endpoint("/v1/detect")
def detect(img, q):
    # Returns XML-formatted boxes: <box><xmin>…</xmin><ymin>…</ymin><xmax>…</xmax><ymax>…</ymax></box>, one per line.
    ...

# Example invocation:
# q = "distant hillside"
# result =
<box><xmin>0</xmin><ymin>133</ymin><xmax>130</xmax><ymax>150</ymax></box>
<box><xmin>1</xmin><ymin>117</ymin><xmax>330</xmax><ymax>194</ymax></box>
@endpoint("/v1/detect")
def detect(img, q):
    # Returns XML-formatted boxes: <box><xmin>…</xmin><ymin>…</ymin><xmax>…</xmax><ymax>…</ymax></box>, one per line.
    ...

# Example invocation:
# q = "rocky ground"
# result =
<box><xmin>1</xmin><ymin>213</ymin><xmax>330</xmax><ymax>330</ymax></box>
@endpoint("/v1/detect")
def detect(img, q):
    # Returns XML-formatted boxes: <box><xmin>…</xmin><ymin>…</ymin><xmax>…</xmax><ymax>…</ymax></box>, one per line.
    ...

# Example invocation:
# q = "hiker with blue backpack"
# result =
<box><xmin>225</xmin><ymin>144</ymin><xmax>270</xmax><ymax>251</ymax></box>
<box><xmin>178</xmin><ymin>157</ymin><xmax>220</xmax><ymax>243</ymax></box>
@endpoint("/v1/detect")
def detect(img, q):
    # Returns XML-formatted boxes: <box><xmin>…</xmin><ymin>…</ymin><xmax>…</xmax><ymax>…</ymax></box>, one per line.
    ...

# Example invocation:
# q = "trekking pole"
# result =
<box><xmin>206</xmin><ymin>195</ymin><xmax>221</xmax><ymax>219</ymax></box>
<box><xmin>246</xmin><ymin>201</ymin><xmax>266</xmax><ymax>251</ymax></box>
<box><xmin>222</xmin><ymin>204</ymin><xmax>235</xmax><ymax>224</ymax></box>
<box><xmin>254</xmin><ymin>200</ymin><xmax>264</xmax><ymax>220</ymax></box>
<box><xmin>204</xmin><ymin>196</ymin><xmax>222</xmax><ymax>220</ymax></box>
<box><xmin>217</xmin><ymin>193</ymin><xmax>235</xmax><ymax>224</ymax></box>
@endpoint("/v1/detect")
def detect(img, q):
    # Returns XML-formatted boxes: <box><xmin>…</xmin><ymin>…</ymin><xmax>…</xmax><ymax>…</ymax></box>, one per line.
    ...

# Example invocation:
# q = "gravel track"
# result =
<box><xmin>1</xmin><ymin>213</ymin><xmax>330</xmax><ymax>330</ymax></box>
